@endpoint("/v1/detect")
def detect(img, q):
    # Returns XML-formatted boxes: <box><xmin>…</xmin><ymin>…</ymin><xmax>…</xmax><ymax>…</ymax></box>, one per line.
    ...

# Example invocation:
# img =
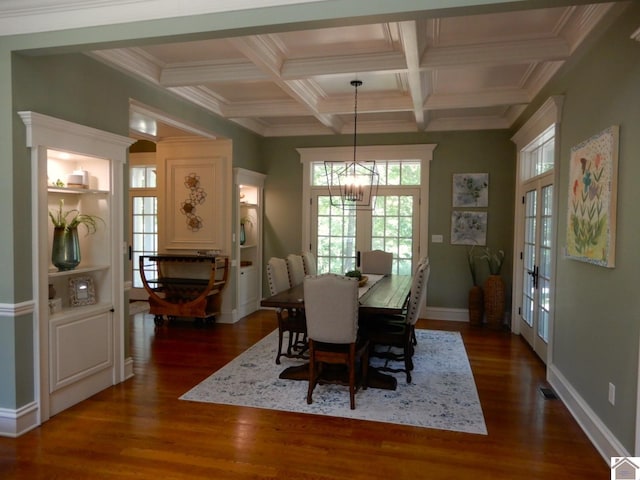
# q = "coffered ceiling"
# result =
<box><xmin>1</xmin><ymin>1</ymin><xmax>620</xmax><ymax>139</ymax></box>
<box><xmin>99</xmin><ymin>2</ymin><xmax>616</xmax><ymax>138</ymax></box>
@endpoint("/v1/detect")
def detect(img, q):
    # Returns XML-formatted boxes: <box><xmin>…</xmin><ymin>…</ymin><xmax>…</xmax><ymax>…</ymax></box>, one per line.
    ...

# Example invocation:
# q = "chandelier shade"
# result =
<box><xmin>325</xmin><ymin>80</ymin><xmax>379</xmax><ymax>210</ymax></box>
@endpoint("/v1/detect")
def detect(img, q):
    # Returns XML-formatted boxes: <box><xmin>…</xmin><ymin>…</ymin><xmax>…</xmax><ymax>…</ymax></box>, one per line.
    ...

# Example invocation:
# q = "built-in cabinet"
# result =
<box><xmin>234</xmin><ymin>169</ymin><xmax>265</xmax><ymax>319</ymax></box>
<box><xmin>20</xmin><ymin>111</ymin><xmax>134</xmax><ymax>422</ymax></box>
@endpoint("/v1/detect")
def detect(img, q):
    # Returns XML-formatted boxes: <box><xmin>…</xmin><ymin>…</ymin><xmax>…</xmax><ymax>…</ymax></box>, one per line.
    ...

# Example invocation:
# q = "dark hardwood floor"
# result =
<box><xmin>0</xmin><ymin>310</ymin><xmax>608</xmax><ymax>479</ymax></box>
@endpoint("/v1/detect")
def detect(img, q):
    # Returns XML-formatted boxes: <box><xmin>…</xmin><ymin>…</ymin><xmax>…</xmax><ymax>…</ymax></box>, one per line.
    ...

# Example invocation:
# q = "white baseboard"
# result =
<box><xmin>425</xmin><ymin>307</ymin><xmax>468</xmax><ymax>322</ymax></box>
<box><xmin>548</xmin><ymin>363</ymin><xmax>628</xmax><ymax>462</ymax></box>
<box><xmin>0</xmin><ymin>402</ymin><xmax>39</xmax><ymax>438</ymax></box>
<box><xmin>124</xmin><ymin>357</ymin><xmax>134</xmax><ymax>380</ymax></box>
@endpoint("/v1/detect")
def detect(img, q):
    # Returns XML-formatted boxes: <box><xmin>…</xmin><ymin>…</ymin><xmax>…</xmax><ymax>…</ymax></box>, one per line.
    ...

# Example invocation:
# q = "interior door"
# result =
<box><xmin>518</xmin><ymin>173</ymin><xmax>554</xmax><ymax>362</ymax></box>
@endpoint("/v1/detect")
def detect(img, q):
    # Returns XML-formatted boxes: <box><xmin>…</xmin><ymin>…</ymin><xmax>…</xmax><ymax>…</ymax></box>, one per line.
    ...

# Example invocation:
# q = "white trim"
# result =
<box><xmin>0</xmin><ymin>301</ymin><xmax>35</xmax><ymax>317</ymax></box>
<box><xmin>425</xmin><ymin>307</ymin><xmax>468</xmax><ymax>323</ymax></box>
<box><xmin>511</xmin><ymin>95</ymin><xmax>564</xmax><ymax>150</ymax></box>
<box><xmin>124</xmin><ymin>357</ymin><xmax>134</xmax><ymax>381</ymax></box>
<box><xmin>0</xmin><ymin>402</ymin><xmax>39</xmax><ymax>438</ymax></box>
<box><xmin>0</xmin><ymin>0</ymin><xmax>322</xmax><ymax>36</ymax></box>
<box><xmin>549</xmin><ymin>363</ymin><xmax>628</xmax><ymax>462</ymax></box>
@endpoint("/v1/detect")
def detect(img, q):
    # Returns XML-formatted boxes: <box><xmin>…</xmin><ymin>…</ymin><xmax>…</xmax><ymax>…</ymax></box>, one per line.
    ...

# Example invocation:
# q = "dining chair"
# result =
<box><xmin>362</xmin><ymin>261</ymin><xmax>430</xmax><ymax>383</ymax></box>
<box><xmin>304</xmin><ymin>274</ymin><xmax>369</xmax><ymax>410</ymax></box>
<box><xmin>267</xmin><ymin>257</ymin><xmax>307</xmax><ymax>364</ymax></box>
<box><xmin>301</xmin><ymin>251</ymin><xmax>317</xmax><ymax>275</ymax></box>
<box><xmin>359</xmin><ymin>249</ymin><xmax>393</xmax><ymax>275</ymax></box>
<box><xmin>286</xmin><ymin>253</ymin><xmax>306</xmax><ymax>286</ymax></box>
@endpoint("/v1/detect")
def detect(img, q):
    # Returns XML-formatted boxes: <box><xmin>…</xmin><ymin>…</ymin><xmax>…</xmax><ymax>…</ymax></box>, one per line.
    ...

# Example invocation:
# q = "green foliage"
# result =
<box><xmin>481</xmin><ymin>247</ymin><xmax>505</xmax><ymax>275</ymax></box>
<box><xmin>466</xmin><ymin>246</ymin><xmax>479</xmax><ymax>286</ymax></box>
<box><xmin>49</xmin><ymin>199</ymin><xmax>103</xmax><ymax>235</ymax></box>
<box><xmin>345</xmin><ymin>269</ymin><xmax>362</xmax><ymax>280</ymax></box>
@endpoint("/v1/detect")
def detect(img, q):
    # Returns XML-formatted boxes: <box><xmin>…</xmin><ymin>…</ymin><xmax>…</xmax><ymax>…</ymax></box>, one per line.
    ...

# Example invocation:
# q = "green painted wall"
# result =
<box><xmin>261</xmin><ymin>130</ymin><xmax>516</xmax><ymax>310</ymax></box>
<box><xmin>546</xmin><ymin>3</ymin><xmax>640</xmax><ymax>452</ymax></box>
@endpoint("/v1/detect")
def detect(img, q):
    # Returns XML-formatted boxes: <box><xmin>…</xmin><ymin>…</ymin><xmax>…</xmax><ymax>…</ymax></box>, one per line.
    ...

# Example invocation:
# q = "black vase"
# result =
<box><xmin>52</xmin><ymin>226</ymin><xmax>80</xmax><ymax>271</ymax></box>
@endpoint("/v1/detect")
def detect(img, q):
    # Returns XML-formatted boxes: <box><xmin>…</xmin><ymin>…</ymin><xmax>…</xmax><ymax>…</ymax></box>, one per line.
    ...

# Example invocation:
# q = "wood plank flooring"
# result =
<box><xmin>0</xmin><ymin>311</ymin><xmax>609</xmax><ymax>479</ymax></box>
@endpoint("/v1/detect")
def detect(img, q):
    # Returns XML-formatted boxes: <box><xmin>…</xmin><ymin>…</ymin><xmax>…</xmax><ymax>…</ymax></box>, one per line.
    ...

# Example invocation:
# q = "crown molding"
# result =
<box><xmin>0</xmin><ymin>0</ymin><xmax>320</xmax><ymax>36</ymax></box>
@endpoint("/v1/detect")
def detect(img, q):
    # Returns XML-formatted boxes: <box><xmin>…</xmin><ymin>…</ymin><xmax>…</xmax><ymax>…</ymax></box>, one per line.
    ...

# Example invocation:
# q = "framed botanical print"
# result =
<box><xmin>453</xmin><ymin>173</ymin><xmax>489</xmax><ymax>207</ymax></box>
<box><xmin>566</xmin><ymin>125</ymin><xmax>619</xmax><ymax>268</ymax></box>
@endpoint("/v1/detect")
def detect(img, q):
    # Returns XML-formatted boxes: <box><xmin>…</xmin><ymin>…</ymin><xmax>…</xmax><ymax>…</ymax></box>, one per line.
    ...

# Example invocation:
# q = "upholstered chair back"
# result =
<box><xmin>405</xmin><ymin>262</ymin><xmax>430</xmax><ymax>326</ymax></box>
<box><xmin>303</xmin><ymin>274</ymin><xmax>359</xmax><ymax>344</ymax></box>
<box><xmin>286</xmin><ymin>253</ymin><xmax>306</xmax><ymax>286</ymax></box>
<box><xmin>301</xmin><ymin>251</ymin><xmax>317</xmax><ymax>275</ymax></box>
<box><xmin>360</xmin><ymin>250</ymin><xmax>393</xmax><ymax>275</ymax></box>
<box><xmin>267</xmin><ymin>257</ymin><xmax>291</xmax><ymax>295</ymax></box>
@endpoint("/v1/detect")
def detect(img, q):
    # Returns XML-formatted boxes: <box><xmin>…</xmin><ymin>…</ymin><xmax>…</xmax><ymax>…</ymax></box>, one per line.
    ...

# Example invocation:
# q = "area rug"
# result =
<box><xmin>180</xmin><ymin>329</ymin><xmax>487</xmax><ymax>435</ymax></box>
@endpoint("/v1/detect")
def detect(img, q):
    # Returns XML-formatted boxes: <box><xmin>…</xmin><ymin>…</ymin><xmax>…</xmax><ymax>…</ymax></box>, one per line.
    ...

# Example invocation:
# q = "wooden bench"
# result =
<box><xmin>139</xmin><ymin>254</ymin><xmax>229</xmax><ymax>326</ymax></box>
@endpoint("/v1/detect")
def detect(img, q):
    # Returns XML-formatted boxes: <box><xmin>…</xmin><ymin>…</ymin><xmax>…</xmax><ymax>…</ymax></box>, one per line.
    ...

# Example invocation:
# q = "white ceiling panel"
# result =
<box><xmin>81</xmin><ymin>2</ymin><xmax>618</xmax><ymax>137</ymax></box>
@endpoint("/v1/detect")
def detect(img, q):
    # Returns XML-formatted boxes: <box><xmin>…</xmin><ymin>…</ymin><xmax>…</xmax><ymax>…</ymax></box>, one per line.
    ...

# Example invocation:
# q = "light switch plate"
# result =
<box><xmin>432</xmin><ymin>234</ymin><xmax>443</xmax><ymax>243</ymax></box>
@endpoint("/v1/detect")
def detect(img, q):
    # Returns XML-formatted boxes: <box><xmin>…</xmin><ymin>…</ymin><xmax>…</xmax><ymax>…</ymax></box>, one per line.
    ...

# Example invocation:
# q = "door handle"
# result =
<box><xmin>527</xmin><ymin>266</ymin><xmax>539</xmax><ymax>289</ymax></box>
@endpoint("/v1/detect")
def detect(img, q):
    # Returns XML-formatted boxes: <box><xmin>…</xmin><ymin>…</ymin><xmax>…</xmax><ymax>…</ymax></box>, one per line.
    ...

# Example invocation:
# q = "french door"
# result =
<box><xmin>518</xmin><ymin>172</ymin><xmax>554</xmax><ymax>362</ymax></box>
<box><xmin>310</xmin><ymin>188</ymin><xmax>420</xmax><ymax>275</ymax></box>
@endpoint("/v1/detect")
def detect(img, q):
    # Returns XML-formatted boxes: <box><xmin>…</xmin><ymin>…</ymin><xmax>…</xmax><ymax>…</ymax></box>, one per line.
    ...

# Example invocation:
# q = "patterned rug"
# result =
<box><xmin>180</xmin><ymin>329</ymin><xmax>487</xmax><ymax>435</ymax></box>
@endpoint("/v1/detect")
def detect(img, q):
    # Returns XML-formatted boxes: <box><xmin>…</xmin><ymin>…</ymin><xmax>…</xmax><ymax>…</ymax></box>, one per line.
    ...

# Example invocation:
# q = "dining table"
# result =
<box><xmin>260</xmin><ymin>274</ymin><xmax>413</xmax><ymax>390</ymax></box>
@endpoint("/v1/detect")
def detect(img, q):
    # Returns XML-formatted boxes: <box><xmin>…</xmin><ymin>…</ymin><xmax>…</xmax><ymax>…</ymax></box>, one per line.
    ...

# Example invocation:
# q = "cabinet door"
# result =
<box><xmin>238</xmin><ymin>266</ymin><xmax>258</xmax><ymax>303</ymax></box>
<box><xmin>49</xmin><ymin>310</ymin><xmax>114</xmax><ymax>416</ymax></box>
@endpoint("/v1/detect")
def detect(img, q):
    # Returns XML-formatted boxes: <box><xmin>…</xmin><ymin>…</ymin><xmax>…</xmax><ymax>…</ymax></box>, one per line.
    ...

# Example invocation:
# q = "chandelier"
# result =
<box><xmin>326</xmin><ymin>80</ymin><xmax>379</xmax><ymax>210</ymax></box>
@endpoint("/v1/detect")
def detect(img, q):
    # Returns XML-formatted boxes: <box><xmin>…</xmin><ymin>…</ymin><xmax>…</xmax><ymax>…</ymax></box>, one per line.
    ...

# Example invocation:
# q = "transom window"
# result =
<box><xmin>312</xmin><ymin>160</ymin><xmax>421</xmax><ymax>186</ymax></box>
<box><xmin>521</xmin><ymin>125</ymin><xmax>555</xmax><ymax>181</ymax></box>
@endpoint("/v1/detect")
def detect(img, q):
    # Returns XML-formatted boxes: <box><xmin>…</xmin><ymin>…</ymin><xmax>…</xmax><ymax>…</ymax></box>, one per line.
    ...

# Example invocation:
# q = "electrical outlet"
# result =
<box><xmin>608</xmin><ymin>382</ymin><xmax>615</xmax><ymax>405</ymax></box>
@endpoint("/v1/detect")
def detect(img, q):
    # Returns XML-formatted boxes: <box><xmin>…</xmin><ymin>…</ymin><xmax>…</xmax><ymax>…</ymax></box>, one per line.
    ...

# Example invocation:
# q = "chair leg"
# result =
<box><xmin>306</xmin><ymin>341</ymin><xmax>316</xmax><ymax>405</ymax></box>
<box><xmin>362</xmin><ymin>345</ymin><xmax>369</xmax><ymax>390</ymax></box>
<box><xmin>276</xmin><ymin>325</ymin><xmax>284</xmax><ymax>365</ymax></box>
<box><xmin>349</xmin><ymin>344</ymin><xmax>356</xmax><ymax>410</ymax></box>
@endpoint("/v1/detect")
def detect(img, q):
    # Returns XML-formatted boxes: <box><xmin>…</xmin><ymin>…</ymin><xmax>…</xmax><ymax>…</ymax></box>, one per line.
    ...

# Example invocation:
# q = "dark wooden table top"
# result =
<box><xmin>260</xmin><ymin>274</ymin><xmax>412</xmax><ymax>315</ymax></box>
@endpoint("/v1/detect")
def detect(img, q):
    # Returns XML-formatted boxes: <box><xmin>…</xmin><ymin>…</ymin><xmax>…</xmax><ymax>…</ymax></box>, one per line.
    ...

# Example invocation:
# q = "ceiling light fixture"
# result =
<box><xmin>326</xmin><ymin>79</ymin><xmax>379</xmax><ymax>210</ymax></box>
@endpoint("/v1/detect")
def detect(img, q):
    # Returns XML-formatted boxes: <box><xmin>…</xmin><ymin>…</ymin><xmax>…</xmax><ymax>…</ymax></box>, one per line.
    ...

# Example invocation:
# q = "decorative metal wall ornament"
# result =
<box><xmin>180</xmin><ymin>172</ymin><xmax>207</xmax><ymax>231</ymax></box>
<box><xmin>325</xmin><ymin>80</ymin><xmax>379</xmax><ymax>210</ymax></box>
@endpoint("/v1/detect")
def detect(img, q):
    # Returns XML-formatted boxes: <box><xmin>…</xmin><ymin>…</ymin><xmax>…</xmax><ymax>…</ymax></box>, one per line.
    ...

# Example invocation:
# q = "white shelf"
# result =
<box><xmin>48</xmin><ymin>187</ymin><xmax>109</xmax><ymax>195</ymax></box>
<box><xmin>48</xmin><ymin>264</ymin><xmax>109</xmax><ymax>278</ymax></box>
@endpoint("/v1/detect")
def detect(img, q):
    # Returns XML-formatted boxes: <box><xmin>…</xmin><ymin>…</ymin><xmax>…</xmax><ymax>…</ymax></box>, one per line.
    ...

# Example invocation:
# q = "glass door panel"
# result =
<box><xmin>518</xmin><ymin>177</ymin><xmax>553</xmax><ymax>362</ymax></box>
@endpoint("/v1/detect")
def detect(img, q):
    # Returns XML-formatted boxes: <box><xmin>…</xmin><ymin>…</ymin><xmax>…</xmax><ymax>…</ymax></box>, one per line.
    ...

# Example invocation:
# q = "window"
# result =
<box><xmin>130</xmin><ymin>162</ymin><xmax>158</xmax><ymax>290</ymax></box>
<box><xmin>300</xmin><ymin>145</ymin><xmax>435</xmax><ymax>276</ymax></box>
<box><xmin>521</xmin><ymin>125</ymin><xmax>555</xmax><ymax>181</ymax></box>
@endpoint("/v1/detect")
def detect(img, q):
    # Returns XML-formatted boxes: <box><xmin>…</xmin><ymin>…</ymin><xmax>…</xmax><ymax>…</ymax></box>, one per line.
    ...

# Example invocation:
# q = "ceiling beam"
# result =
<box><xmin>230</xmin><ymin>35</ymin><xmax>344</xmax><ymax>133</ymax></box>
<box><xmin>399</xmin><ymin>20</ymin><xmax>428</xmax><ymax>131</ymax></box>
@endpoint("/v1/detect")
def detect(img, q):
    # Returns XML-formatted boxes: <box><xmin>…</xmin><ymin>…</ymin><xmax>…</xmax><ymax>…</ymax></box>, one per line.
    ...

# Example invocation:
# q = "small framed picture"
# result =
<box><xmin>69</xmin><ymin>276</ymin><xmax>97</xmax><ymax>306</ymax></box>
<box><xmin>451</xmin><ymin>211</ymin><xmax>487</xmax><ymax>245</ymax></box>
<box><xmin>452</xmin><ymin>173</ymin><xmax>489</xmax><ymax>207</ymax></box>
